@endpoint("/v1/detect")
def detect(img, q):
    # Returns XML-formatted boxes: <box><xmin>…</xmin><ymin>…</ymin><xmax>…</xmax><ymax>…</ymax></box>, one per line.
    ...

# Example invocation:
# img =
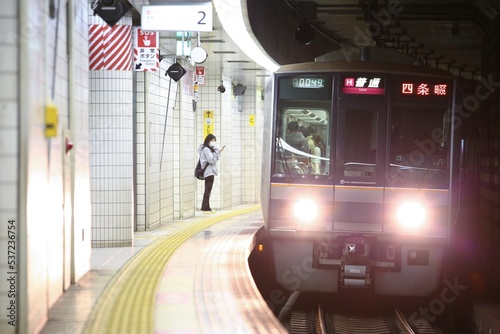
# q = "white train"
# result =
<box><xmin>261</xmin><ymin>52</ymin><xmax>461</xmax><ymax>296</ymax></box>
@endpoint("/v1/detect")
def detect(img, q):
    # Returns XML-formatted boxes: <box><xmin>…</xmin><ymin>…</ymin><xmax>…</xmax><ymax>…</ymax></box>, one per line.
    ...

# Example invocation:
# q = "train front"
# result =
<box><xmin>262</xmin><ymin>63</ymin><xmax>458</xmax><ymax>296</ymax></box>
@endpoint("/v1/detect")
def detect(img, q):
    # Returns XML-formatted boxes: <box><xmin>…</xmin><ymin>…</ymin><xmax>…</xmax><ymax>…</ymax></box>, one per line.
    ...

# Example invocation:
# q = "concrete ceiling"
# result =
<box><xmin>126</xmin><ymin>0</ymin><xmax>498</xmax><ymax>81</ymax></box>
<box><xmin>247</xmin><ymin>0</ymin><xmax>500</xmax><ymax>80</ymax></box>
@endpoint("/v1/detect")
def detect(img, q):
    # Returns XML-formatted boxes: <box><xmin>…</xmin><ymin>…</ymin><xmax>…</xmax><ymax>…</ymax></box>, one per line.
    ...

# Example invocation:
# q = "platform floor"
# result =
<box><xmin>40</xmin><ymin>205</ymin><xmax>285</xmax><ymax>334</ymax></box>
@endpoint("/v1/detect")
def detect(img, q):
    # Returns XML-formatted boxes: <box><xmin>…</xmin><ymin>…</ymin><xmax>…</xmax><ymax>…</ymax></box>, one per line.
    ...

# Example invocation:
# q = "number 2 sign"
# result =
<box><xmin>141</xmin><ymin>3</ymin><xmax>213</xmax><ymax>32</ymax></box>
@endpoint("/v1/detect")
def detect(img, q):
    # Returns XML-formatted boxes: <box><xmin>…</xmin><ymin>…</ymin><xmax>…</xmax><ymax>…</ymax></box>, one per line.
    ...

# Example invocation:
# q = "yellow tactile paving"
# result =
<box><xmin>83</xmin><ymin>205</ymin><xmax>260</xmax><ymax>334</ymax></box>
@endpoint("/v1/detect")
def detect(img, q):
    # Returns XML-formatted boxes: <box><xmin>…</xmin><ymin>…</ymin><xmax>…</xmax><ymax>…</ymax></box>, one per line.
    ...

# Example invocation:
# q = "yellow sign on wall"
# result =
<box><xmin>203</xmin><ymin>110</ymin><xmax>214</xmax><ymax>138</ymax></box>
<box><xmin>249</xmin><ymin>114</ymin><xmax>255</xmax><ymax>127</ymax></box>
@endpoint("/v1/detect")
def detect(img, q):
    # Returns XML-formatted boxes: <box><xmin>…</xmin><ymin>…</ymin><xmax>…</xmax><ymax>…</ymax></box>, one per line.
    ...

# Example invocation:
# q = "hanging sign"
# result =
<box><xmin>194</xmin><ymin>66</ymin><xmax>205</xmax><ymax>85</ymax></box>
<box><xmin>141</xmin><ymin>3</ymin><xmax>213</xmax><ymax>32</ymax></box>
<box><xmin>133</xmin><ymin>28</ymin><xmax>159</xmax><ymax>72</ymax></box>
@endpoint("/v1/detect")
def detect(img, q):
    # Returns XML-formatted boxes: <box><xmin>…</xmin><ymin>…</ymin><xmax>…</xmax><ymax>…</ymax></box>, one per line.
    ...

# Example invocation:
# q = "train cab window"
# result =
<box><xmin>389</xmin><ymin>101</ymin><xmax>451</xmax><ymax>188</ymax></box>
<box><xmin>274</xmin><ymin>75</ymin><xmax>332</xmax><ymax>178</ymax></box>
<box><xmin>275</xmin><ymin>107</ymin><xmax>331</xmax><ymax>176</ymax></box>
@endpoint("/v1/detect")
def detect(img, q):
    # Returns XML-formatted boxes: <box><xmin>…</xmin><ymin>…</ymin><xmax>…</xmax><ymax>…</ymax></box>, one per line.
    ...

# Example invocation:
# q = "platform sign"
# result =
<box><xmin>249</xmin><ymin>114</ymin><xmax>255</xmax><ymax>127</ymax></box>
<box><xmin>133</xmin><ymin>28</ymin><xmax>159</xmax><ymax>72</ymax></box>
<box><xmin>141</xmin><ymin>3</ymin><xmax>213</xmax><ymax>32</ymax></box>
<box><xmin>203</xmin><ymin>110</ymin><xmax>214</xmax><ymax>138</ymax></box>
<box><xmin>195</xmin><ymin>66</ymin><xmax>205</xmax><ymax>85</ymax></box>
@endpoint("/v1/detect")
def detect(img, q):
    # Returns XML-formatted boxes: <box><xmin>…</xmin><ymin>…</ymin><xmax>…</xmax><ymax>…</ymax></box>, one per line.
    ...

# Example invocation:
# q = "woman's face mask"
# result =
<box><xmin>209</xmin><ymin>141</ymin><xmax>216</xmax><ymax>148</ymax></box>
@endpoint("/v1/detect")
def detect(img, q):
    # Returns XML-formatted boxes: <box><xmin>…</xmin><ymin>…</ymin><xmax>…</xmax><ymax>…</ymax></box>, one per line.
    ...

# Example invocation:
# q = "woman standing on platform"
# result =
<box><xmin>198</xmin><ymin>134</ymin><xmax>225</xmax><ymax>213</ymax></box>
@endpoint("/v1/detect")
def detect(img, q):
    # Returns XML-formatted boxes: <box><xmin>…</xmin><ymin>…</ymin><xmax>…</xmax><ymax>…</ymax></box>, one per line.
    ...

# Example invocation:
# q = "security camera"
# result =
<box><xmin>233</xmin><ymin>84</ymin><xmax>246</xmax><ymax>96</ymax></box>
<box><xmin>217</xmin><ymin>84</ymin><xmax>226</xmax><ymax>93</ymax></box>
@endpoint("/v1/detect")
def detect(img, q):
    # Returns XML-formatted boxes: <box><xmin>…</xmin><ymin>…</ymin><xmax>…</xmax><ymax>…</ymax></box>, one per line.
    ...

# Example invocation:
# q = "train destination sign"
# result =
<box><xmin>400</xmin><ymin>82</ymin><xmax>448</xmax><ymax>97</ymax></box>
<box><xmin>342</xmin><ymin>76</ymin><xmax>385</xmax><ymax>95</ymax></box>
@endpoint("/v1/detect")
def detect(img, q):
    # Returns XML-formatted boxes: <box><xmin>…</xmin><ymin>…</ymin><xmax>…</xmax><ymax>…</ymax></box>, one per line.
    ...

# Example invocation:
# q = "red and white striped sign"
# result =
<box><xmin>89</xmin><ymin>24</ymin><xmax>132</xmax><ymax>71</ymax></box>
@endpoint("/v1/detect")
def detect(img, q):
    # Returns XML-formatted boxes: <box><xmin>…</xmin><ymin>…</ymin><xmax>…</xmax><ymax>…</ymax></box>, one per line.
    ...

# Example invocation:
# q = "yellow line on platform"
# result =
<box><xmin>83</xmin><ymin>205</ymin><xmax>260</xmax><ymax>334</ymax></box>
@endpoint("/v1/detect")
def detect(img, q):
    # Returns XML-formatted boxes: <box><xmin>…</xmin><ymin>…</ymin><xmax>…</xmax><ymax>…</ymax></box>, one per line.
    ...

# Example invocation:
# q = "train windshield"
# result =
<box><xmin>274</xmin><ymin>76</ymin><xmax>332</xmax><ymax>177</ymax></box>
<box><xmin>389</xmin><ymin>101</ymin><xmax>451</xmax><ymax>188</ymax></box>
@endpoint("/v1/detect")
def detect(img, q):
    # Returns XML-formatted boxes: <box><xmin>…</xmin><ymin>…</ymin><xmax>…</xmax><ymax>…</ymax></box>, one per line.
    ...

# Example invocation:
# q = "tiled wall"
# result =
<box><xmin>135</xmin><ymin>71</ymin><xmax>147</xmax><ymax>230</ymax></box>
<box><xmin>89</xmin><ymin>13</ymin><xmax>134</xmax><ymax>247</ymax></box>
<box><xmin>73</xmin><ymin>0</ymin><xmax>92</xmax><ymax>283</ymax></box>
<box><xmin>0</xmin><ymin>0</ymin><xmax>91</xmax><ymax>333</ymax></box>
<box><xmin>242</xmin><ymin>85</ymin><xmax>265</xmax><ymax>203</ymax></box>
<box><xmin>173</xmin><ymin>65</ymin><xmax>197</xmax><ymax>219</ymax></box>
<box><xmin>136</xmin><ymin>62</ymin><xmax>264</xmax><ymax>223</ymax></box>
<box><xmin>135</xmin><ymin>58</ymin><xmax>196</xmax><ymax>230</ymax></box>
<box><xmin>196</xmin><ymin>73</ymin><xmax>264</xmax><ymax>211</ymax></box>
<box><xmin>0</xmin><ymin>1</ymin><xmax>19</xmax><ymax>333</ymax></box>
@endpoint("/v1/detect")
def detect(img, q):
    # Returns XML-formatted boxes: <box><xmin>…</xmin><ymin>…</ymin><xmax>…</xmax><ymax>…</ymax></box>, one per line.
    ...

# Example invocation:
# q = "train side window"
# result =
<box><xmin>389</xmin><ymin>101</ymin><xmax>450</xmax><ymax>188</ymax></box>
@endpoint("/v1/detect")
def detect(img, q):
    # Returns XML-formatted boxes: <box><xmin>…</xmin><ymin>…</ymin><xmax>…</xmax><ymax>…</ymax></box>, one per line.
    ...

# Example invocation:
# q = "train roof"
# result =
<box><xmin>276</xmin><ymin>61</ymin><xmax>453</xmax><ymax>79</ymax></box>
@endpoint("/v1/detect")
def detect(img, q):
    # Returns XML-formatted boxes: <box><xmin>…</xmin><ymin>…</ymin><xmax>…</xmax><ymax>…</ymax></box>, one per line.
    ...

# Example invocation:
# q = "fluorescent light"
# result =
<box><xmin>213</xmin><ymin>51</ymin><xmax>237</xmax><ymax>54</ymax></box>
<box><xmin>213</xmin><ymin>0</ymin><xmax>279</xmax><ymax>72</ymax></box>
<box><xmin>200</xmin><ymin>39</ymin><xmax>225</xmax><ymax>43</ymax></box>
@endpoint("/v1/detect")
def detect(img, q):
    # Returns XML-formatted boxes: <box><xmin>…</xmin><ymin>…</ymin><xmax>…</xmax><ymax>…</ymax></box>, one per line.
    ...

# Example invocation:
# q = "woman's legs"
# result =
<box><xmin>201</xmin><ymin>175</ymin><xmax>214</xmax><ymax>211</ymax></box>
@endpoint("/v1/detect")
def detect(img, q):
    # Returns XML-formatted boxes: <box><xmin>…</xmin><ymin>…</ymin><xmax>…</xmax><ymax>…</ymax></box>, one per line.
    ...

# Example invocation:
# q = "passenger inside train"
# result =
<box><xmin>286</xmin><ymin>121</ymin><xmax>309</xmax><ymax>152</ymax></box>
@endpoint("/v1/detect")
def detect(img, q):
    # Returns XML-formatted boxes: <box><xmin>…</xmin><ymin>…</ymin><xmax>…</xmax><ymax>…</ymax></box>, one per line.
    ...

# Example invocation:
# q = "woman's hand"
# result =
<box><xmin>220</xmin><ymin>145</ymin><xmax>226</xmax><ymax>152</ymax></box>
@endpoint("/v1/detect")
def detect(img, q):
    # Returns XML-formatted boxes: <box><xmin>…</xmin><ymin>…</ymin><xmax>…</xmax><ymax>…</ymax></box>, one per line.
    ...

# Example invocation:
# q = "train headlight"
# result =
<box><xmin>396</xmin><ymin>202</ymin><xmax>426</xmax><ymax>229</ymax></box>
<box><xmin>293</xmin><ymin>199</ymin><xmax>318</xmax><ymax>223</ymax></box>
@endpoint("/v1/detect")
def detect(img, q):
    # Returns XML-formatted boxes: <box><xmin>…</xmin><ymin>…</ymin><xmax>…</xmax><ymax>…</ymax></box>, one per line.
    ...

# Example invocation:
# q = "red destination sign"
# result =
<box><xmin>342</xmin><ymin>76</ymin><xmax>385</xmax><ymax>95</ymax></box>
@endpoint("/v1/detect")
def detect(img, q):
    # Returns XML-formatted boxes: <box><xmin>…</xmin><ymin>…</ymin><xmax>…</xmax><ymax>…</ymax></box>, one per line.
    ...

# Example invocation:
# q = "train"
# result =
<box><xmin>261</xmin><ymin>49</ymin><xmax>462</xmax><ymax>297</ymax></box>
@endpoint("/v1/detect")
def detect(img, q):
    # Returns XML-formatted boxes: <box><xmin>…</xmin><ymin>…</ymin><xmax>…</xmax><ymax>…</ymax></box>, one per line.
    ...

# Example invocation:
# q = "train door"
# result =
<box><xmin>333</xmin><ymin>98</ymin><xmax>387</xmax><ymax>230</ymax></box>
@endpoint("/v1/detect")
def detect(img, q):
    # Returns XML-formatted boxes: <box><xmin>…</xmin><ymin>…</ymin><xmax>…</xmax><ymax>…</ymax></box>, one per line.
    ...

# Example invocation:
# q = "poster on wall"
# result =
<box><xmin>133</xmin><ymin>28</ymin><xmax>159</xmax><ymax>72</ymax></box>
<box><xmin>203</xmin><ymin>110</ymin><xmax>214</xmax><ymax>138</ymax></box>
<box><xmin>194</xmin><ymin>66</ymin><xmax>205</xmax><ymax>85</ymax></box>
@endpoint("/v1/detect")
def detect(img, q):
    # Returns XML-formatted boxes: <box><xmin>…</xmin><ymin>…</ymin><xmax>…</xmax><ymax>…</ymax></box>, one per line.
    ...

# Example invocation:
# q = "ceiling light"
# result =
<box><xmin>200</xmin><ymin>39</ymin><xmax>225</xmax><ymax>43</ymax></box>
<box><xmin>242</xmin><ymin>68</ymin><xmax>264</xmax><ymax>71</ymax></box>
<box><xmin>226</xmin><ymin>60</ymin><xmax>250</xmax><ymax>63</ymax></box>
<box><xmin>213</xmin><ymin>51</ymin><xmax>237</xmax><ymax>54</ymax></box>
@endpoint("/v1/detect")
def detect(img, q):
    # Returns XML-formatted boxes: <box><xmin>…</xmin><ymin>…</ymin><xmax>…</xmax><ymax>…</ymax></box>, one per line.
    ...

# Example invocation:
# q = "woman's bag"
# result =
<box><xmin>195</xmin><ymin>160</ymin><xmax>209</xmax><ymax>180</ymax></box>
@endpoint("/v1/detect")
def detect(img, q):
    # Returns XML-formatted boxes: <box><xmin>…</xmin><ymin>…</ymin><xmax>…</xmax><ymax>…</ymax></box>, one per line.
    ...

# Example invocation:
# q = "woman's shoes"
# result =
<box><xmin>202</xmin><ymin>210</ymin><xmax>216</xmax><ymax>214</ymax></box>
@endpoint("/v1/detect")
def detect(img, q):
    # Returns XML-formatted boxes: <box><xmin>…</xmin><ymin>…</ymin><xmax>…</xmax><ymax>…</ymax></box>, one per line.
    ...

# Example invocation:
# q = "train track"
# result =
<box><xmin>289</xmin><ymin>306</ymin><xmax>437</xmax><ymax>334</ymax></box>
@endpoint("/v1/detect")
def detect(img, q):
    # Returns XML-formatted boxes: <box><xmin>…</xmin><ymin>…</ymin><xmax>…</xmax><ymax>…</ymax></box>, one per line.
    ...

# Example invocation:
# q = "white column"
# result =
<box><xmin>88</xmin><ymin>8</ymin><xmax>134</xmax><ymax>247</ymax></box>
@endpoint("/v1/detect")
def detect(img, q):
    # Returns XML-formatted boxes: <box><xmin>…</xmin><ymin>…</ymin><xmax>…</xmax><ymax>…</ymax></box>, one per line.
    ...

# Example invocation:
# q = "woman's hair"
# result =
<box><xmin>312</xmin><ymin>134</ymin><xmax>321</xmax><ymax>145</ymax></box>
<box><xmin>299</xmin><ymin>126</ymin><xmax>309</xmax><ymax>138</ymax></box>
<box><xmin>203</xmin><ymin>134</ymin><xmax>217</xmax><ymax>152</ymax></box>
<box><xmin>307</xmin><ymin>126</ymin><xmax>317</xmax><ymax>134</ymax></box>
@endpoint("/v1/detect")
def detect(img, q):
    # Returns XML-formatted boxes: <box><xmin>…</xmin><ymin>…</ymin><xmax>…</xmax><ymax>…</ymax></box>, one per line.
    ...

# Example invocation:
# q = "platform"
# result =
<box><xmin>40</xmin><ymin>205</ymin><xmax>285</xmax><ymax>334</ymax></box>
